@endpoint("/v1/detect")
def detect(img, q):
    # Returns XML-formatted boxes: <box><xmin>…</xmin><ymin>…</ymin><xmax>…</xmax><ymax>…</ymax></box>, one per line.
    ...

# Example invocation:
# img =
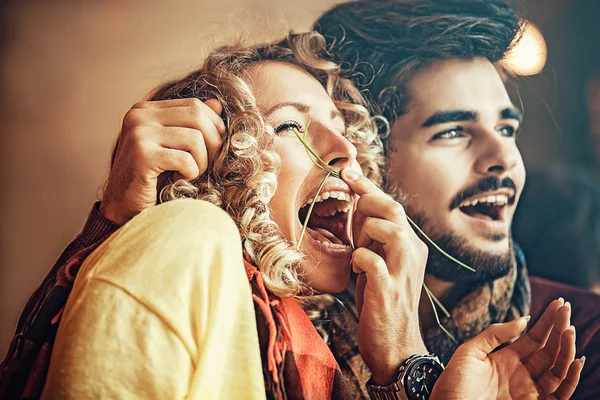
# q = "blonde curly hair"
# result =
<box><xmin>153</xmin><ymin>31</ymin><xmax>383</xmax><ymax>298</ymax></box>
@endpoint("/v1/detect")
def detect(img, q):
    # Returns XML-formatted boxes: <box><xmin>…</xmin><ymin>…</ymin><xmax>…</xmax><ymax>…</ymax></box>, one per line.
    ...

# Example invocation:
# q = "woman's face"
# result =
<box><xmin>248</xmin><ymin>61</ymin><xmax>360</xmax><ymax>293</ymax></box>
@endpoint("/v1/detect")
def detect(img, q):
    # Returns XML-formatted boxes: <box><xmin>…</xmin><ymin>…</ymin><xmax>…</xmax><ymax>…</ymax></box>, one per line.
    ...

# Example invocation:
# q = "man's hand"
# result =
<box><xmin>342</xmin><ymin>168</ymin><xmax>429</xmax><ymax>385</ymax></box>
<box><xmin>432</xmin><ymin>298</ymin><xmax>584</xmax><ymax>400</ymax></box>
<box><xmin>100</xmin><ymin>98</ymin><xmax>225</xmax><ymax>225</ymax></box>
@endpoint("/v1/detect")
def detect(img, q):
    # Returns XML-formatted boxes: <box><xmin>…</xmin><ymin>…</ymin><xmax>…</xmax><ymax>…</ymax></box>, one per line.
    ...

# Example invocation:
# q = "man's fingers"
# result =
<box><xmin>354</xmin><ymin>217</ymin><xmax>422</xmax><ymax>279</ymax></box>
<box><xmin>153</xmin><ymin>148</ymin><xmax>200</xmax><ymax>181</ymax></box>
<box><xmin>133</xmin><ymin>98</ymin><xmax>226</xmax><ymax>134</ymax></box>
<box><xmin>355</xmin><ymin>272</ymin><xmax>367</xmax><ymax>315</ymax></box>
<box><xmin>132</xmin><ymin>98</ymin><xmax>198</xmax><ymax>109</ymax></box>
<box><xmin>550</xmin><ymin>357</ymin><xmax>585</xmax><ymax>400</ymax></box>
<box><xmin>456</xmin><ymin>317</ymin><xmax>529</xmax><ymax>361</ymax></box>
<box><xmin>133</xmin><ymin>99</ymin><xmax>225</xmax><ymax>135</ymax></box>
<box><xmin>204</xmin><ymin>98</ymin><xmax>224</xmax><ymax>117</ymax></box>
<box><xmin>355</xmin><ymin>193</ymin><xmax>407</xmax><ymax>222</ymax></box>
<box><xmin>525</xmin><ymin>304</ymin><xmax>571</xmax><ymax>378</ymax></box>
<box><xmin>342</xmin><ymin>167</ymin><xmax>387</xmax><ymax>197</ymax></box>
<box><xmin>537</xmin><ymin>327</ymin><xmax>576</xmax><ymax>394</ymax></box>
<box><xmin>511</xmin><ymin>298</ymin><xmax>564</xmax><ymax>358</ymax></box>
<box><xmin>355</xmin><ymin>217</ymin><xmax>405</xmax><ymax>249</ymax></box>
<box><xmin>351</xmin><ymin>247</ymin><xmax>389</xmax><ymax>289</ymax></box>
<box><xmin>156</xmin><ymin>127</ymin><xmax>210</xmax><ymax>177</ymax></box>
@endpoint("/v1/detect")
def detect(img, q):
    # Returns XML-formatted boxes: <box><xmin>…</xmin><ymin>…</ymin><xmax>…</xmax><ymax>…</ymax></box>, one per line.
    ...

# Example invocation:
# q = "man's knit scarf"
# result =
<box><xmin>321</xmin><ymin>245</ymin><xmax>531</xmax><ymax>398</ymax></box>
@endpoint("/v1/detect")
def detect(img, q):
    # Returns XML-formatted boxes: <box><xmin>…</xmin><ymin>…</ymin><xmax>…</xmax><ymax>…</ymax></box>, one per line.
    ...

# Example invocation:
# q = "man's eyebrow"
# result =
<box><xmin>501</xmin><ymin>107</ymin><xmax>523</xmax><ymax>123</ymax></box>
<box><xmin>264</xmin><ymin>101</ymin><xmax>310</xmax><ymax>117</ymax></box>
<box><xmin>422</xmin><ymin>110</ymin><xmax>478</xmax><ymax>127</ymax></box>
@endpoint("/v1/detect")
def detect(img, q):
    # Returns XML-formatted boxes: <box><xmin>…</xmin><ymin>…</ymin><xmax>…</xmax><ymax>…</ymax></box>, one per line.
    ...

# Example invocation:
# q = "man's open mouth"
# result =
<box><xmin>457</xmin><ymin>191</ymin><xmax>515</xmax><ymax>222</ymax></box>
<box><xmin>298</xmin><ymin>188</ymin><xmax>353</xmax><ymax>248</ymax></box>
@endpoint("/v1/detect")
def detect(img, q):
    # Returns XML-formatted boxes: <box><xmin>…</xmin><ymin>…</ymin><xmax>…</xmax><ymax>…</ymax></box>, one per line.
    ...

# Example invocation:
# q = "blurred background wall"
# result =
<box><xmin>1</xmin><ymin>0</ymin><xmax>599</xmax><ymax>354</ymax></box>
<box><xmin>0</xmin><ymin>0</ymin><xmax>342</xmax><ymax>356</ymax></box>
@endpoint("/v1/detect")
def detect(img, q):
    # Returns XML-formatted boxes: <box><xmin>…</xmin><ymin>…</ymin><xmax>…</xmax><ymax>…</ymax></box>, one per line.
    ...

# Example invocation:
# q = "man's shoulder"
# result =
<box><xmin>529</xmin><ymin>276</ymin><xmax>600</xmax><ymax>399</ymax></box>
<box><xmin>530</xmin><ymin>276</ymin><xmax>600</xmax><ymax>321</ymax></box>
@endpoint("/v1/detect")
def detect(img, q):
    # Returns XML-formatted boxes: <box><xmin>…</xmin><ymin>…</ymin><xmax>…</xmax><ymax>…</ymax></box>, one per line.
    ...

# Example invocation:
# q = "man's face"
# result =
<box><xmin>387</xmin><ymin>57</ymin><xmax>526</xmax><ymax>282</ymax></box>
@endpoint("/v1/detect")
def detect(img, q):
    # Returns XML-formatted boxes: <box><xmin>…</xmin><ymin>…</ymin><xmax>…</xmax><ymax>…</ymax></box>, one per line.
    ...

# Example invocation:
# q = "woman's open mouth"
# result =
<box><xmin>298</xmin><ymin>183</ymin><xmax>354</xmax><ymax>253</ymax></box>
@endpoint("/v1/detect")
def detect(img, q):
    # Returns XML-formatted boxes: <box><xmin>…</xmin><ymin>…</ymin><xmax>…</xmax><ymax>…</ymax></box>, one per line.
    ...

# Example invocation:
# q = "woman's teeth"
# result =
<box><xmin>305</xmin><ymin>190</ymin><xmax>352</xmax><ymax>206</ymax></box>
<box><xmin>317</xmin><ymin>240</ymin><xmax>352</xmax><ymax>249</ymax></box>
<box><xmin>459</xmin><ymin>194</ymin><xmax>509</xmax><ymax>208</ymax></box>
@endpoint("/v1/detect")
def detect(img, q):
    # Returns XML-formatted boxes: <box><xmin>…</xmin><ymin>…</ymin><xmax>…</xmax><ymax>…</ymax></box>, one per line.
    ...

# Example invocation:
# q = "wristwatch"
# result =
<box><xmin>365</xmin><ymin>354</ymin><xmax>445</xmax><ymax>400</ymax></box>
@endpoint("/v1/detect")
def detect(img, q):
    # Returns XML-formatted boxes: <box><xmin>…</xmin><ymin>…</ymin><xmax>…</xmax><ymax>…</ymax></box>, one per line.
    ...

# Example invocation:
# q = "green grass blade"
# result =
<box><xmin>423</xmin><ymin>283</ymin><xmax>458</xmax><ymax>344</ymax></box>
<box><xmin>423</xmin><ymin>283</ymin><xmax>451</xmax><ymax>318</ymax></box>
<box><xmin>292</xmin><ymin>127</ymin><xmax>341</xmax><ymax>179</ymax></box>
<box><xmin>297</xmin><ymin>172</ymin><xmax>331</xmax><ymax>249</ymax></box>
<box><xmin>407</xmin><ymin>216</ymin><xmax>475</xmax><ymax>272</ymax></box>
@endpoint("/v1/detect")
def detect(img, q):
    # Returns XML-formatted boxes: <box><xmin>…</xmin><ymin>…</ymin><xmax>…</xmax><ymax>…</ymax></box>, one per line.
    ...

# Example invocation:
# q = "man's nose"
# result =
<box><xmin>473</xmin><ymin>131</ymin><xmax>520</xmax><ymax>175</ymax></box>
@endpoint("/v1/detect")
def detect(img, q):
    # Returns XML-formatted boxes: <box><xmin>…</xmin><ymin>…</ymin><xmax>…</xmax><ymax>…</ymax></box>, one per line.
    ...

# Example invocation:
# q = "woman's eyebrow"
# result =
<box><xmin>264</xmin><ymin>101</ymin><xmax>310</xmax><ymax>117</ymax></box>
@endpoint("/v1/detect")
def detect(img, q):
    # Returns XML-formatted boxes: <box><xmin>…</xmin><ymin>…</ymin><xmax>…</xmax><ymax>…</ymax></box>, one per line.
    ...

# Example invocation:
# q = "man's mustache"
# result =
<box><xmin>450</xmin><ymin>177</ymin><xmax>517</xmax><ymax>210</ymax></box>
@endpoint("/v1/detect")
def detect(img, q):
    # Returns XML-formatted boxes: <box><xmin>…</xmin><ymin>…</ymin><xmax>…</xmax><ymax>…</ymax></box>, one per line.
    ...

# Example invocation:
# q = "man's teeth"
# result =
<box><xmin>460</xmin><ymin>194</ymin><xmax>509</xmax><ymax>208</ymax></box>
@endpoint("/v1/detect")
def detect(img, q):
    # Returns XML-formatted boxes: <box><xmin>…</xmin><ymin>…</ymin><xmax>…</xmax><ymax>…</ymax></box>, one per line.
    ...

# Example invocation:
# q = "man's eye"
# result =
<box><xmin>431</xmin><ymin>128</ymin><xmax>464</xmax><ymax>140</ymax></box>
<box><xmin>274</xmin><ymin>121</ymin><xmax>303</xmax><ymax>135</ymax></box>
<box><xmin>499</xmin><ymin>125</ymin><xmax>518</xmax><ymax>137</ymax></box>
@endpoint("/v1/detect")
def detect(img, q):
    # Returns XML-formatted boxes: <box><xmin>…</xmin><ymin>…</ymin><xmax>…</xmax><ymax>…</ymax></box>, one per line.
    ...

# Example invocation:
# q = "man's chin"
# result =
<box><xmin>407</xmin><ymin>210</ymin><xmax>516</xmax><ymax>283</ymax></box>
<box><xmin>425</xmin><ymin>237</ymin><xmax>515</xmax><ymax>284</ymax></box>
<box><xmin>468</xmin><ymin>235</ymin><xmax>512</xmax><ymax>256</ymax></box>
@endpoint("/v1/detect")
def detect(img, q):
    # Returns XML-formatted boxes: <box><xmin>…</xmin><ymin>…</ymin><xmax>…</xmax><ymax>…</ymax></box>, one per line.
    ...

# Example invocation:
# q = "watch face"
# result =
<box><xmin>404</xmin><ymin>358</ymin><xmax>444</xmax><ymax>400</ymax></box>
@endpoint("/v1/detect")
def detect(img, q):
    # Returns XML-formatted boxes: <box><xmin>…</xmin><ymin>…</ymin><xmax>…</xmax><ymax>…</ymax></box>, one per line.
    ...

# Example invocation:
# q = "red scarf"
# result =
<box><xmin>244</xmin><ymin>259</ymin><xmax>351</xmax><ymax>399</ymax></box>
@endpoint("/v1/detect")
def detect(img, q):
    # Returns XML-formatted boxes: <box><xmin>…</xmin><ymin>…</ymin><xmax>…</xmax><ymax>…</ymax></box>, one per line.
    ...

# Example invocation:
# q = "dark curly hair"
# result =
<box><xmin>315</xmin><ymin>0</ymin><xmax>525</xmax><ymax>132</ymax></box>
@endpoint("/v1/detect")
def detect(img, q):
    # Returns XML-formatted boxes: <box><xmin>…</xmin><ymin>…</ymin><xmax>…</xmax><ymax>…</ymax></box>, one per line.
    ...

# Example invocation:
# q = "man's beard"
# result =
<box><xmin>409</xmin><ymin>210</ymin><xmax>515</xmax><ymax>284</ymax></box>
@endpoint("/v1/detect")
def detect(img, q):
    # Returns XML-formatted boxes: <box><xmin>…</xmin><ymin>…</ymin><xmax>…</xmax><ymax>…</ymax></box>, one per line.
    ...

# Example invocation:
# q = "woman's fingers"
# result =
<box><xmin>550</xmin><ymin>357</ymin><xmax>585</xmax><ymax>400</ymax></box>
<box><xmin>510</xmin><ymin>298</ymin><xmax>564</xmax><ymax>358</ymax></box>
<box><xmin>537</xmin><ymin>326</ymin><xmax>577</xmax><ymax>394</ymax></box>
<box><xmin>455</xmin><ymin>317</ymin><xmax>530</xmax><ymax>361</ymax></box>
<box><xmin>524</xmin><ymin>304</ymin><xmax>571</xmax><ymax>378</ymax></box>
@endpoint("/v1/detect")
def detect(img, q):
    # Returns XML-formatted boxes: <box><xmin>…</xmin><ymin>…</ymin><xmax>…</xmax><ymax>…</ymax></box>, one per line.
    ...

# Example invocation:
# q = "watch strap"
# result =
<box><xmin>365</xmin><ymin>354</ymin><xmax>442</xmax><ymax>400</ymax></box>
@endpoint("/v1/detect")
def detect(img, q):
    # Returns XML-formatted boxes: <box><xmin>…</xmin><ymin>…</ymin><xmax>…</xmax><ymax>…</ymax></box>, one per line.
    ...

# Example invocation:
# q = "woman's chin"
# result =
<box><xmin>301</xmin><ymin>260</ymin><xmax>352</xmax><ymax>294</ymax></box>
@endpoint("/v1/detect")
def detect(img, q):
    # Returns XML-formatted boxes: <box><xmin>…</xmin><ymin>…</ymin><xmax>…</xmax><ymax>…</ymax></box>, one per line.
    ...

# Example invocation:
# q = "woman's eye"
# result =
<box><xmin>274</xmin><ymin>121</ymin><xmax>303</xmax><ymax>135</ymax></box>
<box><xmin>431</xmin><ymin>128</ymin><xmax>464</xmax><ymax>141</ymax></box>
<box><xmin>499</xmin><ymin>125</ymin><xmax>518</xmax><ymax>137</ymax></box>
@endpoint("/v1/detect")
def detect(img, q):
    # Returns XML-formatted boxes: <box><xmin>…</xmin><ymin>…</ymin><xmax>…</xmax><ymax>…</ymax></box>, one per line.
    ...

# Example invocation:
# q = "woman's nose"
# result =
<box><xmin>311</xmin><ymin>123</ymin><xmax>357</xmax><ymax>172</ymax></box>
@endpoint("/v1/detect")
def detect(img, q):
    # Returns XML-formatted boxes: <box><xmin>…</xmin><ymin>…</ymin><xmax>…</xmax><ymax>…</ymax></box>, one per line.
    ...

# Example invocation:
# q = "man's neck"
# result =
<box><xmin>419</xmin><ymin>273</ymin><xmax>455</xmax><ymax>331</ymax></box>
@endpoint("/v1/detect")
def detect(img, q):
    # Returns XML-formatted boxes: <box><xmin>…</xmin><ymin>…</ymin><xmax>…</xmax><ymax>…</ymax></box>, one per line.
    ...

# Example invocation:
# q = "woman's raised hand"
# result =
<box><xmin>341</xmin><ymin>167</ymin><xmax>429</xmax><ymax>385</ymax></box>
<box><xmin>433</xmin><ymin>298</ymin><xmax>584</xmax><ymax>400</ymax></box>
<box><xmin>100</xmin><ymin>98</ymin><xmax>225</xmax><ymax>225</ymax></box>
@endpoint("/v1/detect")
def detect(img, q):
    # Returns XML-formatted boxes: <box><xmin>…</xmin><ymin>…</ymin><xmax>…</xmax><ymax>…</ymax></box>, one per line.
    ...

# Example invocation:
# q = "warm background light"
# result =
<box><xmin>502</xmin><ymin>21</ymin><xmax>548</xmax><ymax>76</ymax></box>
